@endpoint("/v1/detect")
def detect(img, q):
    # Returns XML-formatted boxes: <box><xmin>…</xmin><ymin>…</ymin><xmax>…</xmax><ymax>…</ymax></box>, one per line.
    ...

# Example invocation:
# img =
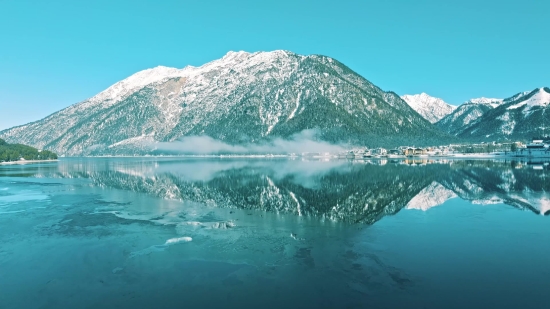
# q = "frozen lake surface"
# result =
<box><xmin>0</xmin><ymin>158</ymin><xmax>549</xmax><ymax>309</ymax></box>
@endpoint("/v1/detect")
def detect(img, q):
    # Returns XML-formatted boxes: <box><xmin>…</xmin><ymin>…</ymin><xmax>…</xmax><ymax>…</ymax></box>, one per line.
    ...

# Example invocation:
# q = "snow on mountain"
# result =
<box><xmin>77</xmin><ymin>50</ymin><xmax>289</xmax><ymax>110</ymax></box>
<box><xmin>406</xmin><ymin>181</ymin><xmax>457</xmax><ymax>211</ymax></box>
<box><xmin>436</xmin><ymin>102</ymin><xmax>493</xmax><ymax>135</ymax></box>
<box><xmin>457</xmin><ymin>87</ymin><xmax>550</xmax><ymax>140</ymax></box>
<box><xmin>464</xmin><ymin>97</ymin><xmax>503</xmax><ymax>108</ymax></box>
<box><xmin>401</xmin><ymin>93</ymin><xmax>457</xmax><ymax>123</ymax></box>
<box><xmin>507</xmin><ymin>87</ymin><xmax>550</xmax><ymax>111</ymax></box>
<box><xmin>84</xmin><ymin>66</ymin><xmax>186</xmax><ymax>108</ymax></box>
<box><xmin>436</xmin><ymin>87</ymin><xmax>549</xmax><ymax>138</ymax></box>
<box><xmin>0</xmin><ymin>50</ymin><xmax>448</xmax><ymax>156</ymax></box>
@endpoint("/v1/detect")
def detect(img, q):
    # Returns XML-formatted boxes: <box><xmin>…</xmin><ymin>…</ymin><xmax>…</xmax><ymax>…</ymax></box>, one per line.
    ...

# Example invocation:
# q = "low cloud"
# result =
<box><xmin>151</xmin><ymin>129</ymin><xmax>345</xmax><ymax>155</ymax></box>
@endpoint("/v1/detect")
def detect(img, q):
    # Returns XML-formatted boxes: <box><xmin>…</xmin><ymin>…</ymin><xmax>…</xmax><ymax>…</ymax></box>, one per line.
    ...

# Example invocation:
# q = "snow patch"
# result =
<box><xmin>288</xmin><ymin>91</ymin><xmax>301</xmax><ymax>120</ymax></box>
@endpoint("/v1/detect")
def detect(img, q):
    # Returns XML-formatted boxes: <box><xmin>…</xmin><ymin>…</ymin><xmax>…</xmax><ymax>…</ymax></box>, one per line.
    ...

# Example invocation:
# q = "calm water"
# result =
<box><xmin>0</xmin><ymin>158</ymin><xmax>549</xmax><ymax>309</ymax></box>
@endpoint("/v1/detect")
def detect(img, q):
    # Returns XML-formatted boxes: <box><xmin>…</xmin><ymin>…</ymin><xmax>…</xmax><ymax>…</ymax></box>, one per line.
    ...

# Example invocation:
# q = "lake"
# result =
<box><xmin>0</xmin><ymin>157</ymin><xmax>549</xmax><ymax>309</ymax></box>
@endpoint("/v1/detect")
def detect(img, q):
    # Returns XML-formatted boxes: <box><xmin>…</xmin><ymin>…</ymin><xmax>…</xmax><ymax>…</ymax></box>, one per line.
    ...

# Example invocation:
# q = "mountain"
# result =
<box><xmin>0</xmin><ymin>50</ymin><xmax>451</xmax><ymax>156</ymax></box>
<box><xmin>435</xmin><ymin>102</ymin><xmax>494</xmax><ymax>135</ymax></box>
<box><xmin>435</xmin><ymin>89</ymin><xmax>544</xmax><ymax>138</ymax></box>
<box><xmin>400</xmin><ymin>93</ymin><xmax>456</xmax><ymax>123</ymax></box>
<box><xmin>457</xmin><ymin>87</ymin><xmax>550</xmax><ymax>141</ymax></box>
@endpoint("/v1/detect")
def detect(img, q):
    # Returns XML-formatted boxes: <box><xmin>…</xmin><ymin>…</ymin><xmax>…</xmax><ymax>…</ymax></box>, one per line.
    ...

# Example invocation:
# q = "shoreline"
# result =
<box><xmin>47</xmin><ymin>153</ymin><xmax>550</xmax><ymax>160</ymax></box>
<box><xmin>0</xmin><ymin>159</ymin><xmax>59</xmax><ymax>166</ymax></box>
<box><xmin>2</xmin><ymin>151</ymin><xmax>548</xmax><ymax>162</ymax></box>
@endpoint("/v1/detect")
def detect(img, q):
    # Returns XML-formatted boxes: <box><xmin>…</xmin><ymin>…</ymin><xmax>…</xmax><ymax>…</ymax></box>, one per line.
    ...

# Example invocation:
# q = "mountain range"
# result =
<box><xmin>435</xmin><ymin>87</ymin><xmax>550</xmax><ymax>140</ymax></box>
<box><xmin>402</xmin><ymin>88</ymin><xmax>549</xmax><ymax>141</ymax></box>
<box><xmin>0</xmin><ymin>50</ymin><xmax>453</xmax><ymax>156</ymax></box>
<box><xmin>0</xmin><ymin>50</ymin><xmax>547</xmax><ymax>155</ymax></box>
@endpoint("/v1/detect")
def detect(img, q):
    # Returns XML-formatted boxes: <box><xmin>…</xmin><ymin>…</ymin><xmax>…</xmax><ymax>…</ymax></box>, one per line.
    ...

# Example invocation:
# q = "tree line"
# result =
<box><xmin>0</xmin><ymin>138</ymin><xmax>58</xmax><ymax>162</ymax></box>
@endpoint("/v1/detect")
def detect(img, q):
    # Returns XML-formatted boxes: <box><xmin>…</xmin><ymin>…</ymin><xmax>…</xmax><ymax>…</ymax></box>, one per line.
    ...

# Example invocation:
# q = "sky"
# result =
<box><xmin>0</xmin><ymin>0</ymin><xmax>548</xmax><ymax>130</ymax></box>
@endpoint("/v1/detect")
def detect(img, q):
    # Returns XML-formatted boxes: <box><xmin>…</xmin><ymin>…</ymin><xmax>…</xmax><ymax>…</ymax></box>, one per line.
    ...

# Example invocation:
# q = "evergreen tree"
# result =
<box><xmin>0</xmin><ymin>140</ymin><xmax>58</xmax><ymax>162</ymax></box>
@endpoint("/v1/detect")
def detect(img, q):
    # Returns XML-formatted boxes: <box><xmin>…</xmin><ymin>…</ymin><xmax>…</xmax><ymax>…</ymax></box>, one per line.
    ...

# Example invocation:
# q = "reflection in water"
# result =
<box><xmin>1</xmin><ymin>158</ymin><xmax>549</xmax><ymax>221</ymax></box>
<box><xmin>1</xmin><ymin>158</ymin><xmax>549</xmax><ymax>309</ymax></box>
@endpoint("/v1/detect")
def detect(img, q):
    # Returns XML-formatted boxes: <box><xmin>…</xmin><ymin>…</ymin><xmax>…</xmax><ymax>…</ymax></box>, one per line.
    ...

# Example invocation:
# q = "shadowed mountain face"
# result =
<box><xmin>0</xmin><ymin>51</ymin><xmax>451</xmax><ymax>156</ymax></box>
<box><xmin>2</xmin><ymin>158</ymin><xmax>548</xmax><ymax>223</ymax></box>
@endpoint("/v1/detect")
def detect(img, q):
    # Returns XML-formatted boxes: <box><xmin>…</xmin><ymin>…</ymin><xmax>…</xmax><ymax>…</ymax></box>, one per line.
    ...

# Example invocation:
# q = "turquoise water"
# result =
<box><xmin>0</xmin><ymin>158</ymin><xmax>548</xmax><ymax>309</ymax></box>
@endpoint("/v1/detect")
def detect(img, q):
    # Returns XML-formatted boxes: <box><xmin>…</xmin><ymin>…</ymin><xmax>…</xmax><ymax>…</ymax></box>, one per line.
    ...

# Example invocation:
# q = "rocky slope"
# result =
<box><xmin>0</xmin><ymin>51</ymin><xmax>451</xmax><ymax>156</ymax></box>
<box><xmin>401</xmin><ymin>93</ymin><xmax>456</xmax><ymax>123</ymax></box>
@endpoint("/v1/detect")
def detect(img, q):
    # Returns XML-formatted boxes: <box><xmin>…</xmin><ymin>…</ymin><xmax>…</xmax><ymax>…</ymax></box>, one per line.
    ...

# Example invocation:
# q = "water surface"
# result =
<box><xmin>0</xmin><ymin>158</ymin><xmax>548</xmax><ymax>309</ymax></box>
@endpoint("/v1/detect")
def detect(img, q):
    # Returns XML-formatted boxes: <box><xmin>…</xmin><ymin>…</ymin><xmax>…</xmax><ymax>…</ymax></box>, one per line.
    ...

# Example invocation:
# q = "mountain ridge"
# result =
<box><xmin>436</xmin><ymin>87</ymin><xmax>549</xmax><ymax>139</ymax></box>
<box><xmin>457</xmin><ymin>87</ymin><xmax>550</xmax><ymax>140</ymax></box>
<box><xmin>0</xmin><ymin>50</ymin><xmax>451</xmax><ymax>156</ymax></box>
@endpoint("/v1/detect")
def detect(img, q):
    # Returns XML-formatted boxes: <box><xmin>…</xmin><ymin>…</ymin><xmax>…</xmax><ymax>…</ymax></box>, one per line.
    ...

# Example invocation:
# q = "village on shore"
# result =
<box><xmin>303</xmin><ymin>137</ymin><xmax>550</xmax><ymax>160</ymax></box>
<box><xmin>3</xmin><ymin>138</ymin><xmax>550</xmax><ymax>163</ymax></box>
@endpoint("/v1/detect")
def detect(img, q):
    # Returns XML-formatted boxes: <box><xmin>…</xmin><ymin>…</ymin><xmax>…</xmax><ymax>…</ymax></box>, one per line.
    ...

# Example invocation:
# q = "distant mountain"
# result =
<box><xmin>401</xmin><ymin>93</ymin><xmax>457</xmax><ymax>123</ymax></box>
<box><xmin>0</xmin><ymin>50</ymin><xmax>451</xmax><ymax>156</ymax></box>
<box><xmin>457</xmin><ymin>87</ymin><xmax>550</xmax><ymax>141</ymax></box>
<box><xmin>436</xmin><ymin>88</ymin><xmax>546</xmax><ymax>138</ymax></box>
<box><xmin>435</xmin><ymin>102</ymin><xmax>494</xmax><ymax>135</ymax></box>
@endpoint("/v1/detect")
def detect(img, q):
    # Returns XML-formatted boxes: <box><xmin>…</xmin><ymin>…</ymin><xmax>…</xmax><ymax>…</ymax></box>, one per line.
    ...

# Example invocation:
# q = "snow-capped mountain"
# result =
<box><xmin>0</xmin><ymin>50</ymin><xmax>449</xmax><ymax>156</ymax></box>
<box><xmin>400</xmin><ymin>93</ymin><xmax>457</xmax><ymax>123</ymax></box>
<box><xmin>458</xmin><ymin>87</ymin><xmax>550</xmax><ymax>140</ymax></box>
<box><xmin>436</xmin><ymin>95</ymin><xmax>506</xmax><ymax>135</ymax></box>
<box><xmin>464</xmin><ymin>90</ymin><xmax>533</xmax><ymax>107</ymax></box>
<box><xmin>436</xmin><ymin>88</ymin><xmax>548</xmax><ymax>138</ymax></box>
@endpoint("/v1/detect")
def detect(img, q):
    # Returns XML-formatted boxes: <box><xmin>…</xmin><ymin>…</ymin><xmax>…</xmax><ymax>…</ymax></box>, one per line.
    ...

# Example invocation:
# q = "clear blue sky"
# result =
<box><xmin>1</xmin><ymin>0</ymin><xmax>548</xmax><ymax>130</ymax></box>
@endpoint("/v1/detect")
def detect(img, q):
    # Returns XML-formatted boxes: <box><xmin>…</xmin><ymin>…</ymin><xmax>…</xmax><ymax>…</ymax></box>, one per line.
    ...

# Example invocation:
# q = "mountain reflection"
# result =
<box><xmin>1</xmin><ymin>158</ymin><xmax>549</xmax><ymax>222</ymax></box>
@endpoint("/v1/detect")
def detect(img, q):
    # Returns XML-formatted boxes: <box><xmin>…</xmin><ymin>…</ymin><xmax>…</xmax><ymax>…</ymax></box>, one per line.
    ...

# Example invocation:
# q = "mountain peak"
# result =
<box><xmin>88</xmin><ymin>65</ymin><xmax>185</xmax><ymax>105</ymax></box>
<box><xmin>506</xmin><ymin>87</ymin><xmax>550</xmax><ymax>110</ymax></box>
<box><xmin>401</xmin><ymin>93</ymin><xmax>456</xmax><ymax>123</ymax></box>
<box><xmin>223</xmin><ymin>50</ymin><xmax>250</xmax><ymax>57</ymax></box>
